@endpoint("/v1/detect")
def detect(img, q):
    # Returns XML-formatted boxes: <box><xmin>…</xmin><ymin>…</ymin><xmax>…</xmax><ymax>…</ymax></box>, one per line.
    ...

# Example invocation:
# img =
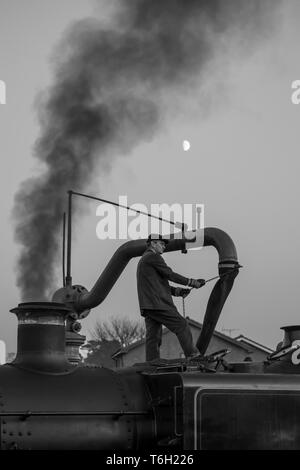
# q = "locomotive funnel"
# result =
<box><xmin>10</xmin><ymin>302</ymin><xmax>73</xmax><ymax>373</ymax></box>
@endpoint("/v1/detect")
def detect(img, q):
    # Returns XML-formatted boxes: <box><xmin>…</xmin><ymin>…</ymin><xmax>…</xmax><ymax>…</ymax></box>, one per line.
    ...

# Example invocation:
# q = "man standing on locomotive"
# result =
<box><xmin>137</xmin><ymin>234</ymin><xmax>205</xmax><ymax>362</ymax></box>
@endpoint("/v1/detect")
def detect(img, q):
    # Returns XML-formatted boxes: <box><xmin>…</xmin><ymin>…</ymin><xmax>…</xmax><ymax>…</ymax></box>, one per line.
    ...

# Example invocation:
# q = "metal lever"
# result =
<box><xmin>182</xmin><ymin>296</ymin><xmax>186</xmax><ymax>318</ymax></box>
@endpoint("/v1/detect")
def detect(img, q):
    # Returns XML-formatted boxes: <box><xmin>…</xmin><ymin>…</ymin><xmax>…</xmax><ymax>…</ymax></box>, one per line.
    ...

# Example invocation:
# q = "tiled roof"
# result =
<box><xmin>235</xmin><ymin>334</ymin><xmax>274</xmax><ymax>353</ymax></box>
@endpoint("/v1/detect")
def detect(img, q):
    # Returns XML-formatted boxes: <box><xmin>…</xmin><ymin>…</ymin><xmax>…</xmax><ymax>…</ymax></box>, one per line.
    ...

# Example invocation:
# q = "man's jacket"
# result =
<box><xmin>136</xmin><ymin>248</ymin><xmax>189</xmax><ymax>313</ymax></box>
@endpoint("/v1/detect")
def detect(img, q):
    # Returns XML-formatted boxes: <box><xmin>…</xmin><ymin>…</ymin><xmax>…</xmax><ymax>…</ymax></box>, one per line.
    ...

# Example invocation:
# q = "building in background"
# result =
<box><xmin>83</xmin><ymin>340</ymin><xmax>120</xmax><ymax>368</ymax></box>
<box><xmin>234</xmin><ymin>334</ymin><xmax>274</xmax><ymax>357</ymax></box>
<box><xmin>112</xmin><ymin>317</ymin><xmax>273</xmax><ymax>368</ymax></box>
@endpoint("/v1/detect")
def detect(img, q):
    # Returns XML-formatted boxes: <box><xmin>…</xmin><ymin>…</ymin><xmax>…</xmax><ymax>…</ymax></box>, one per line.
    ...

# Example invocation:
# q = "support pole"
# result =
<box><xmin>62</xmin><ymin>212</ymin><xmax>66</xmax><ymax>287</ymax></box>
<box><xmin>181</xmin><ymin>222</ymin><xmax>187</xmax><ymax>254</ymax></box>
<box><xmin>66</xmin><ymin>190</ymin><xmax>73</xmax><ymax>287</ymax></box>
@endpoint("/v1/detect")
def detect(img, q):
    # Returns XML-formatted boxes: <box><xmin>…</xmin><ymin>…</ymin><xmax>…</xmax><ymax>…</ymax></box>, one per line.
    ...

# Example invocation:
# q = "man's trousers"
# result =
<box><xmin>142</xmin><ymin>308</ymin><xmax>198</xmax><ymax>361</ymax></box>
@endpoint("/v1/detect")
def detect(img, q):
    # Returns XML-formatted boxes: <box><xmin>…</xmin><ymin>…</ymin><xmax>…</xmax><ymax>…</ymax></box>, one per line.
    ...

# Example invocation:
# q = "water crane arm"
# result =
<box><xmin>53</xmin><ymin>227</ymin><xmax>240</xmax><ymax>356</ymax></box>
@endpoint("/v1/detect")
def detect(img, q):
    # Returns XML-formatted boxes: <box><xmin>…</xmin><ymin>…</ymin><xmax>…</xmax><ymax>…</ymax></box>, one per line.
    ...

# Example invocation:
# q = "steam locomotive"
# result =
<box><xmin>1</xmin><ymin>228</ymin><xmax>300</xmax><ymax>450</ymax></box>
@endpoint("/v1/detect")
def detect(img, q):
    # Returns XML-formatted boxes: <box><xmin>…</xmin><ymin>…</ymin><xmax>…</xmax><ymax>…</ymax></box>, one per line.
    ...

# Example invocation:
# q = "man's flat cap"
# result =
<box><xmin>147</xmin><ymin>234</ymin><xmax>170</xmax><ymax>244</ymax></box>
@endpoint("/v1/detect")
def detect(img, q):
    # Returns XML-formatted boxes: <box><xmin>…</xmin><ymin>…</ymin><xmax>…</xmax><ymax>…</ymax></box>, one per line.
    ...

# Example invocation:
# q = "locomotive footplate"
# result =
<box><xmin>134</xmin><ymin>357</ymin><xmax>216</xmax><ymax>374</ymax></box>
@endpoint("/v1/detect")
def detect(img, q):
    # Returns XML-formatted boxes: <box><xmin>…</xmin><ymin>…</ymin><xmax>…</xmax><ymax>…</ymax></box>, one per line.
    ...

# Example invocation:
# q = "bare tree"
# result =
<box><xmin>90</xmin><ymin>316</ymin><xmax>146</xmax><ymax>349</ymax></box>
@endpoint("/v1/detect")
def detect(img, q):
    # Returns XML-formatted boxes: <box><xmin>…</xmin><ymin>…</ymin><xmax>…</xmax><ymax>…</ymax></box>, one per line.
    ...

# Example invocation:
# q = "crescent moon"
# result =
<box><xmin>183</xmin><ymin>140</ymin><xmax>191</xmax><ymax>151</ymax></box>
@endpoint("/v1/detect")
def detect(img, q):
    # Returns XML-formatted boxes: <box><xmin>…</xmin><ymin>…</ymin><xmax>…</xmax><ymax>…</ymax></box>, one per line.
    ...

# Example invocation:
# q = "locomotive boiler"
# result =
<box><xmin>1</xmin><ymin>227</ymin><xmax>300</xmax><ymax>450</ymax></box>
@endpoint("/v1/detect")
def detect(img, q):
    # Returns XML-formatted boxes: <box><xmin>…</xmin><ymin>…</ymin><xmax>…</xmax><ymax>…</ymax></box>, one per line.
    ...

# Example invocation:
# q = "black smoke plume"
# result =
<box><xmin>13</xmin><ymin>0</ymin><xmax>280</xmax><ymax>301</ymax></box>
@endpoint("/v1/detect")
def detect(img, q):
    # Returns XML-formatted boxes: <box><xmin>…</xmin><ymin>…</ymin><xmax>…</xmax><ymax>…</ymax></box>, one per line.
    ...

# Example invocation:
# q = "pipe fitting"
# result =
<box><xmin>52</xmin><ymin>285</ymin><xmax>90</xmax><ymax>319</ymax></box>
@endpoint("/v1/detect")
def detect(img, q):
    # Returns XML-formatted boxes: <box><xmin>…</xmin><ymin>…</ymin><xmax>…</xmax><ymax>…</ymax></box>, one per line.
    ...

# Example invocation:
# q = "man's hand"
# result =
<box><xmin>197</xmin><ymin>279</ymin><xmax>206</xmax><ymax>288</ymax></box>
<box><xmin>174</xmin><ymin>287</ymin><xmax>191</xmax><ymax>298</ymax></box>
<box><xmin>189</xmin><ymin>278</ymin><xmax>206</xmax><ymax>288</ymax></box>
